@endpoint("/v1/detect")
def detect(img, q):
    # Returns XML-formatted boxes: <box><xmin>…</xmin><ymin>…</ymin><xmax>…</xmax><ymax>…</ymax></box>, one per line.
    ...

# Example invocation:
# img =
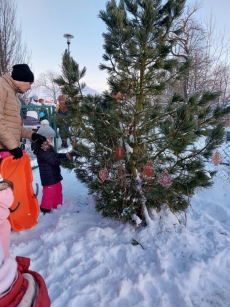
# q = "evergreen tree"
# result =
<box><xmin>53</xmin><ymin>50</ymin><xmax>87</xmax><ymax>146</ymax></box>
<box><xmin>57</xmin><ymin>0</ymin><xmax>230</xmax><ymax>227</ymax></box>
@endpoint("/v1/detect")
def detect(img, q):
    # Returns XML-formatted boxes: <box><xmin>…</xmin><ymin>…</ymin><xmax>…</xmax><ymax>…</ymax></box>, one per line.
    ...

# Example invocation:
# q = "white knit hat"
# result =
<box><xmin>0</xmin><ymin>245</ymin><xmax>17</xmax><ymax>296</ymax></box>
<box><xmin>37</xmin><ymin>120</ymin><xmax>56</xmax><ymax>138</ymax></box>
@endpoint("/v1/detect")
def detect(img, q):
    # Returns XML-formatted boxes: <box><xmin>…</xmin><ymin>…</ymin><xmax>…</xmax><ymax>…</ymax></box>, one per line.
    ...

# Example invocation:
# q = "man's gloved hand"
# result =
<box><xmin>32</xmin><ymin>133</ymin><xmax>47</xmax><ymax>145</ymax></box>
<box><xmin>9</xmin><ymin>147</ymin><xmax>23</xmax><ymax>159</ymax></box>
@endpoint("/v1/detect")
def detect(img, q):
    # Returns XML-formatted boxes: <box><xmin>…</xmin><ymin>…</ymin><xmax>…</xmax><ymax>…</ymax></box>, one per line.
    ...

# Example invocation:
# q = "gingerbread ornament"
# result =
<box><xmin>142</xmin><ymin>161</ymin><xmax>155</xmax><ymax>177</ymax></box>
<box><xmin>211</xmin><ymin>150</ymin><xmax>222</xmax><ymax>166</ymax></box>
<box><xmin>158</xmin><ymin>171</ymin><xmax>172</xmax><ymax>187</ymax></box>
<box><xmin>115</xmin><ymin>145</ymin><xmax>125</xmax><ymax>158</ymax></box>
<box><xmin>98</xmin><ymin>168</ymin><xmax>109</xmax><ymax>183</ymax></box>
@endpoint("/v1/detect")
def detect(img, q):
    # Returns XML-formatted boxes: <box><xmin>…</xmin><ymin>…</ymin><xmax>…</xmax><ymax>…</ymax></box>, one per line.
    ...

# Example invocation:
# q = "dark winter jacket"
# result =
<box><xmin>31</xmin><ymin>141</ymin><xmax>68</xmax><ymax>186</ymax></box>
<box><xmin>56</xmin><ymin>105</ymin><xmax>68</xmax><ymax>117</ymax></box>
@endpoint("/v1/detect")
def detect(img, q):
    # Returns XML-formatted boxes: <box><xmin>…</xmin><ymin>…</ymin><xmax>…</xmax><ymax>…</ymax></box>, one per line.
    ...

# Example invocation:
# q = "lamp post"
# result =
<box><xmin>63</xmin><ymin>33</ymin><xmax>74</xmax><ymax>53</ymax></box>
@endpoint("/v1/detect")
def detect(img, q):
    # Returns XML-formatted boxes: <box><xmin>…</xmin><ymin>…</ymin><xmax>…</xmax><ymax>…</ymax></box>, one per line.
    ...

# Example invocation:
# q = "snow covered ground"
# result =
<box><xmin>10</xmin><ymin>167</ymin><xmax>230</xmax><ymax>307</ymax></box>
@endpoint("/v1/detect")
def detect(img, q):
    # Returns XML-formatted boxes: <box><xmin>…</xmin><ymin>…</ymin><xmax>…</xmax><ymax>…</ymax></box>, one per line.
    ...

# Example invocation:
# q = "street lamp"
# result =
<box><xmin>63</xmin><ymin>33</ymin><xmax>74</xmax><ymax>53</ymax></box>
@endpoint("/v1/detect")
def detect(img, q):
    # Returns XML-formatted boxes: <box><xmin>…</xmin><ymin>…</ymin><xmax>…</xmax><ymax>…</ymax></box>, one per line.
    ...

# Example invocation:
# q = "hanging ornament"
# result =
<box><xmin>211</xmin><ymin>150</ymin><xmax>222</xmax><ymax>166</ymax></box>
<box><xmin>142</xmin><ymin>161</ymin><xmax>155</xmax><ymax>177</ymax></box>
<box><xmin>98</xmin><ymin>176</ymin><xmax>104</xmax><ymax>184</ymax></box>
<box><xmin>111</xmin><ymin>92</ymin><xmax>123</xmax><ymax>103</ymax></box>
<box><xmin>225</xmin><ymin>115</ymin><xmax>230</xmax><ymax>127</ymax></box>
<box><xmin>128</xmin><ymin>122</ymin><xmax>134</xmax><ymax>135</ymax></box>
<box><xmin>115</xmin><ymin>91</ymin><xmax>122</xmax><ymax>103</ymax></box>
<box><xmin>116</xmin><ymin>145</ymin><xmax>125</xmax><ymax>158</ymax></box>
<box><xmin>158</xmin><ymin>171</ymin><xmax>172</xmax><ymax>187</ymax></box>
<box><xmin>98</xmin><ymin>168</ymin><xmax>108</xmax><ymax>184</ymax></box>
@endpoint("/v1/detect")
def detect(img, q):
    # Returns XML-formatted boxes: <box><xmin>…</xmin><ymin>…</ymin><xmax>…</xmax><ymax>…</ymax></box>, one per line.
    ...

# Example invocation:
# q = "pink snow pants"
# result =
<box><xmin>0</xmin><ymin>220</ymin><xmax>11</xmax><ymax>258</ymax></box>
<box><xmin>40</xmin><ymin>181</ymin><xmax>63</xmax><ymax>211</ymax></box>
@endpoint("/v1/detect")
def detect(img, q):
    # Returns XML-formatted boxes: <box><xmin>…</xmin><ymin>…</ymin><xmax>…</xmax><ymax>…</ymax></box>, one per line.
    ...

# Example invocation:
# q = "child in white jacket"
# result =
<box><xmin>0</xmin><ymin>174</ymin><xmax>14</xmax><ymax>258</ymax></box>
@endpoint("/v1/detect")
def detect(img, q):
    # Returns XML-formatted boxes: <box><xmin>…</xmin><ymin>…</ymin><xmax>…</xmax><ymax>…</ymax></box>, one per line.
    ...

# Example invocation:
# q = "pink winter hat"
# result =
<box><xmin>0</xmin><ymin>245</ymin><xmax>17</xmax><ymax>296</ymax></box>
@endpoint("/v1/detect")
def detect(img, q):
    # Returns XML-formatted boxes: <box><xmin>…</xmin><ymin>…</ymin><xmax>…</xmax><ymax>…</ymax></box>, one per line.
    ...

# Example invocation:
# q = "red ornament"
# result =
<box><xmin>111</xmin><ymin>91</ymin><xmax>123</xmax><ymax>103</ymax></box>
<box><xmin>142</xmin><ymin>161</ymin><xmax>155</xmax><ymax>177</ymax></box>
<box><xmin>128</xmin><ymin>122</ymin><xmax>134</xmax><ymax>135</ymax></box>
<box><xmin>225</xmin><ymin>115</ymin><xmax>230</xmax><ymax>127</ymax></box>
<box><xmin>98</xmin><ymin>168</ymin><xmax>108</xmax><ymax>183</ymax></box>
<box><xmin>98</xmin><ymin>176</ymin><xmax>104</xmax><ymax>184</ymax></box>
<box><xmin>158</xmin><ymin>171</ymin><xmax>172</xmax><ymax>187</ymax></box>
<box><xmin>211</xmin><ymin>150</ymin><xmax>222</xmax><ymax>166</ymax></box>
<box><xmin>116</xmin><ymin>145</ymin><xmax>125</xmax><ymax>158</ymax></box>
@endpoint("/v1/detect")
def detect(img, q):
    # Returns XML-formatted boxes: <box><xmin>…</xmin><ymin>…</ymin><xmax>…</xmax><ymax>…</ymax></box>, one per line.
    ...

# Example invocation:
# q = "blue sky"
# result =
<box><xmin>17</xmin><ymin>0</ymin><xmax>230</xmax><ymax>93</ymax></box>
<box><xmin>17</xmin><ymin>0</ymin><xmax>108</xmax><ymax>92</ymax></box>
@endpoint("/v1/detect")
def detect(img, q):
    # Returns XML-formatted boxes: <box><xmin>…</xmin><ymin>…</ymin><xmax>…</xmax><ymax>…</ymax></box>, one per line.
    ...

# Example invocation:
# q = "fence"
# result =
<box><xmin>21</xmin><ymin>105</ymin><xmax>58</xmax><ymax>161</ymax></box>
<box><xmin>209</xmin><ymin>136</ymin><xmax>230</xmax><ymax>181</ymax></box>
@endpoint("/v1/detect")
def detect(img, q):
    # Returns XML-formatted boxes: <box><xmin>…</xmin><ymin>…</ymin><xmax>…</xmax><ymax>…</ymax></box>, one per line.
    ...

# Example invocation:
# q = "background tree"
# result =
<box><xmin>169</xmin><ymin>2</ymin><xmax>230</xmax><ymax>106</ymax></box>
<box><xmin>61</xmin><ymin>0</ymin><xmax>230</xmax><ymax>227</ymax></box>
<box><xmin>34</xmin><ymin>70</ymin><xmax>61</xmax><ymax>103</ymax></box>
<box><xmin>0</xmin><ymin>0</ymin><xmax>31</xmax><ymax>76</ymax></box>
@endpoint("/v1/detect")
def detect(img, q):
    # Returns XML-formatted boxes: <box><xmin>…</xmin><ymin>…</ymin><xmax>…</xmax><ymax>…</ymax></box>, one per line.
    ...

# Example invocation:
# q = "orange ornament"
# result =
<box><xmin>142</xmin><ymin>161</ymin><xmax>155</xmax><ymax>177</ymax></box>
<box><xmin>98</xmin><ymin>168</ymin><xmax>108</xmax><ymax>183</ymax></box>
<box><xmin>158</xmin><ymin>171</ymin><xmax>172</xmax><ymax>187</ymax></box>
<box><xmin>211</xmin><ymin>150</ymin><xmax>222</xmax><ymax>166</ymax></box>
<box><xmin>115</xmin><ymin>145</ymin><xmax>125</xmax><ymax>158</ymax></box>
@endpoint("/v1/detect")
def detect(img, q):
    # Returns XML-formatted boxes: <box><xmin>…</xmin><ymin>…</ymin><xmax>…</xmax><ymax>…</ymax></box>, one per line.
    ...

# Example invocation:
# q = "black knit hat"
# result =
<box><xmin>11</xmin><ymin>64</ymin><xmax>34</xmax><ymax>82</ymax></box>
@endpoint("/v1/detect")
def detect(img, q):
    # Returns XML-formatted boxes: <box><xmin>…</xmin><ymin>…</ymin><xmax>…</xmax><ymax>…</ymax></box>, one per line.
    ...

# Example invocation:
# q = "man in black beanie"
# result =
<box><xmin>0</xmin><ymin>63</ymin><xmax>46</xmax><ymax>159</ymax></box>
<box><xmin>12</xmin><ymin>64</ymin><xmax>34</xmax><ymax>82</ymax></box>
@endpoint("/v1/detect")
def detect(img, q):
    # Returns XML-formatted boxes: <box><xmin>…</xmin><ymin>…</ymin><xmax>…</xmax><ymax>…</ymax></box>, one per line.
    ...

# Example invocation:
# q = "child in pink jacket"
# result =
<box><xmin>0</xmin><ymin>174</ymin><xmax>14</xmax><ymax>258</ymax></box>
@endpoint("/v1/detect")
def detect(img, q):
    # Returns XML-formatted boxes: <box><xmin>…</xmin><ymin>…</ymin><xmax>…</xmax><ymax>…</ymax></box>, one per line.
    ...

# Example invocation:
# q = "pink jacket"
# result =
<box><xmin>0</xmin><ymin>188</ymin><xmax>14</xmax><ymax>225</ymax></box>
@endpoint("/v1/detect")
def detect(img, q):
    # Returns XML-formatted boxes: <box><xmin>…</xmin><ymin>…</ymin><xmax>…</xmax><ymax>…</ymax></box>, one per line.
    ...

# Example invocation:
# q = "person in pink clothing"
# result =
<box><xmin>31</xmin><ymin>120</ymin><xmax>71</xmax><ymax>214</ymax></box>
<box><xmin>0</xmin><ymin>174</ymin><xmax>14</xmax><ymax>258</ymax></box>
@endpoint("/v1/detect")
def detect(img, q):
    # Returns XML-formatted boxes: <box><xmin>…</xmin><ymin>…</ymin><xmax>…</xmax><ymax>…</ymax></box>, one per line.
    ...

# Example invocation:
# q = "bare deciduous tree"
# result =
<box><xmin>33</xmin><ymin>70</ymin><xmax>61</xmax><ymax>103</ymax></box>
<box><xmin>0</xmin><ymin>0</ymin><xmax>31</xmax><ymax>76</ymax></box>
<box><xmin>169</xmin><ymin>1</ymin><xmax>230</xmax><ymax>105</ymax></box>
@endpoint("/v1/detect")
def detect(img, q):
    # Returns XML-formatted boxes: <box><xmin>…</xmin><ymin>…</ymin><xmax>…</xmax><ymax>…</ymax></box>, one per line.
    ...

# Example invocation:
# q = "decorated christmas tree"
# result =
<box><xmin>56</xmin><ymin>0</ymin><xmax>230</xmax><ymax>226</ymax></box>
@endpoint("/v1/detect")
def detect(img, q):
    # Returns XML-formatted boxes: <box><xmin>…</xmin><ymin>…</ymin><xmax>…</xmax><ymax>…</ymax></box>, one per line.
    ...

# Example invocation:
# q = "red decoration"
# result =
<box><xmin>158</xmin><ymin>171</ymin><xmax>172</xmax><ymax>187</ymax></box>
<box><xmin>116</xmin><ymin>145</ymin><xmax>125</xmax><ymax>158</ymax></box>
<box><xmin>98</xmin><ymin>177</ymin><xmax>104</xmax><ymax>184</ymax></box>
<box><xmin>142</xmin><ymin>161</ymin><xmax>155</xmax><ymax>177</ymax></box>
<box><xmin>128</xmin><ymin>122</ymin><xmax>134</xmax><ymax>135</ymax></box>
<box><xmin>225</xmin><ymin>115</ymin><xmax>230</xmax><ymax>127</ymax></box>
<box><xmin>211</xmin><ymin>150</ymin><xmax>222</xmax><ymax>166</ymax></box>
<box><xmin>111</xmin><ymin>92</ymin><xmax>123</xmax><ymax>103</ymax></box>
<box><xmin>98</xmin><ymin>168</ymin><xmax>108</xmax><ymax>183</ymax></box>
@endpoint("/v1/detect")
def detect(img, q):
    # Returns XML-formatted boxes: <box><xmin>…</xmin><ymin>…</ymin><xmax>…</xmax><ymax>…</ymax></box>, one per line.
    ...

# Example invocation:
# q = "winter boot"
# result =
<box><xmin>40</xmin><ymin>207</ymin><xmax>51</xmax><ymax>215</ymax></box>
